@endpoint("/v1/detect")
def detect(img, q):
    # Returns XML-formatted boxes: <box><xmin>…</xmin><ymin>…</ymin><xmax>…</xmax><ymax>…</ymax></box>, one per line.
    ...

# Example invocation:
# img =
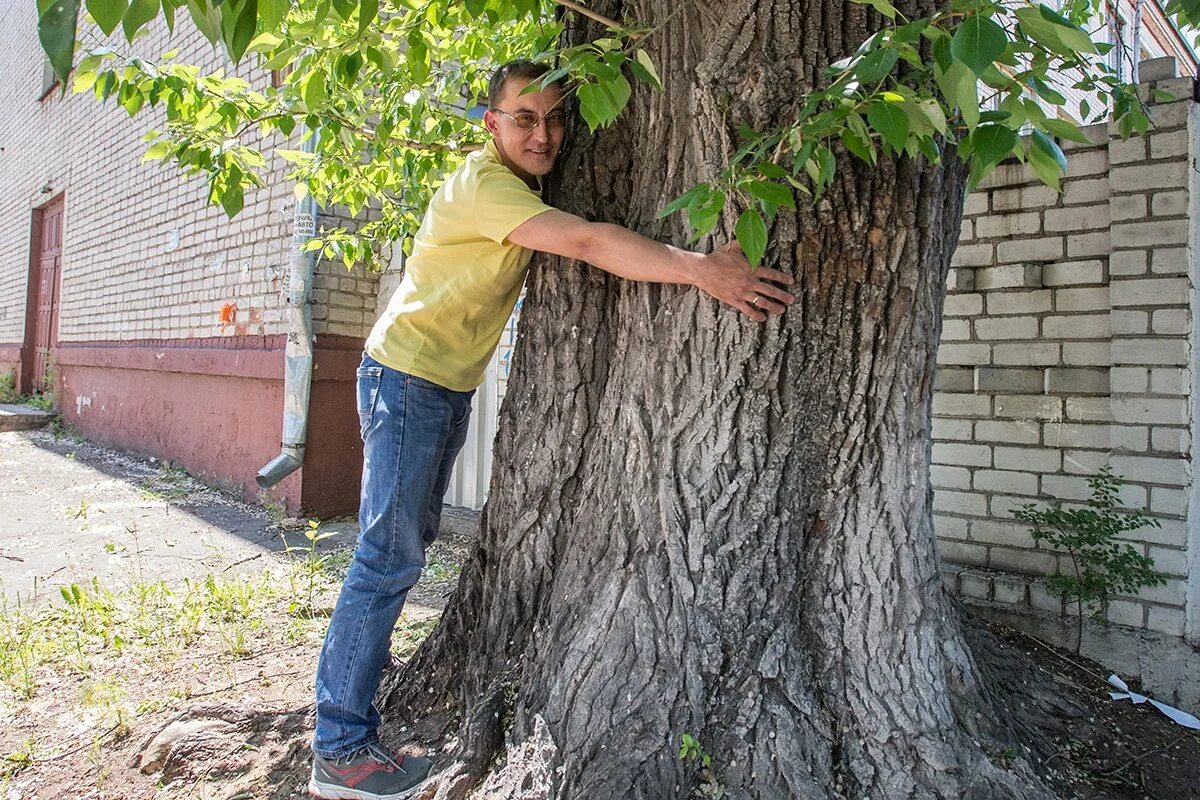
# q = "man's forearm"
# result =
<box><xmin>578</xmin><ymin>222</ymin><xmax>703</xmax><ymax>287</ymax></box>
<box><xmin>507</xmin><ymin>209</ymin><xmax>795</xmax><ymax>320</ymax></box>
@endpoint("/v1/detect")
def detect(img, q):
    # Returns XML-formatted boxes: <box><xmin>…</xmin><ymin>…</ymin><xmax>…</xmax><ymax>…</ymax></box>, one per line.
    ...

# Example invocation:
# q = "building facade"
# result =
<box><xmin>0</xmin><ymin>10</ymin><xmax>378</xmax><ymax>514</ymax></box>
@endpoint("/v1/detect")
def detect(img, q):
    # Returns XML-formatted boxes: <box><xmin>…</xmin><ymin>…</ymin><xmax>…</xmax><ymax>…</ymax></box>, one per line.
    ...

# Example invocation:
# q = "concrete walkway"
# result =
<box><xmin>0</xmin><ymin>428</ymin><xmax>357</xmax><ymax>603</ymax></box>
<box><xmin>0</xmin><ymin>428</ymin><xmax>481</xmax><ymax>614</ymax></box>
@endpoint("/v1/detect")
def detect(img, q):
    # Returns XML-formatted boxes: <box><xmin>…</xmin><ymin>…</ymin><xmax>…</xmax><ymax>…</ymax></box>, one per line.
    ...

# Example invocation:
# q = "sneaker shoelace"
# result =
<box><xmin>338</xmin><ymin>742</ymin><xmax>403</xmax><ymax>773</ymax></box>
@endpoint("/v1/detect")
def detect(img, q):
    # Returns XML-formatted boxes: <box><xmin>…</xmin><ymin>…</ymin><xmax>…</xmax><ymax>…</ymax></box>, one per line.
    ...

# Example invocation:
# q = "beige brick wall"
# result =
<box><xmin>0</xmin><ymin>8</ymin><xmax>376</xmax><ymax>346</ymax></box>
<box><xmin>936</xmin><ymin>61</ymin><xmax>1199</xmax><ymax>642</ymax></box>
<box><xmin>313</xmin><ymin>211</ymin><xmax>381</xmax><ymax>340</ymax></box>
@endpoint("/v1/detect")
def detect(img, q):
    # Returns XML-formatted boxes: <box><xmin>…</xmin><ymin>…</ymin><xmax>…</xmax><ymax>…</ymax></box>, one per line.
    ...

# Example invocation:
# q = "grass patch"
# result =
<box><xmin>390</xmin><ymin>616</ymin><xmax>439</xmax><ymax>661</ymax></box>
<box><xmin>0</xmin><ymin>368</ymin><xmax>55</xmax><ymax>411</ymax></box>
<box><xmin>422</xmin><ymin>556</ymin><xmax>462</xmax><ymax>585</ymax></box>
<box><xmin>0</xmin><ymin>371</ymin><xmax>16</xmax><ymax>404</ymax></box>
<box><xmin>23</xmin><ymin>393</ymin><xmax>54</xmax><ymax>412</ymax></box>
<box><xmin>0</xmin><ymin>572</ymin><xmax>285</xmax><ymax>699</ymax></box>
<box><xmin>138</xmin><ymin>462</ymin><xmax>193</xmax><ymax>501</ymax></box>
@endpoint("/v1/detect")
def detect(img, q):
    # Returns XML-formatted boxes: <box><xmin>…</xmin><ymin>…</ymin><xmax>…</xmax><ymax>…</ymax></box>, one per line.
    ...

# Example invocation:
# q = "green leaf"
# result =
<box><xmin>301</xmin><ymin>72</ymin><xmax>324</xmax><ymax>110</ymax></box>
<box><xmin>1030</xmin><ymin>75</ymin><xmax>1066</xmax><ymax>106</ymax></box>
<box><xmin>407</xmin><ymin>32</ymin><xmax>429</xmax><ymax>84</ymax></box>
<box><xmin>970</xmin><ymin>124</ymin><xmax>1017</xmax><ymax>168</ymax></box>
<box><xmin>220</xmin><ymin>0</ymin><xmax>257</xmax><ymax>62</ymax></box>
<box><xmin>259</xmin><ymin>0</ymin><xmax>287</xmax><ymax>27</ymax></box>
<box><xmin>143</xmin><ymin>140</ymin><xmax>170</xmax><ymax>160</ymax></box>
<box><xmin>867</xmin><ymin>100</ymin><xmax>909</xmax><ymax>152</ymax></box>
<box><xmin>1036</xmin><ymin>5</ymin><xmax>1098</xmax><ymax>53</ymax></box>
<box><xmin>186</xmin><ymin>0</ymin><xmax>221</xmax><ymax>43</ymax></box>
<box><xmin>220</xmin><ymin>184</ymin><xmax>245</xmax><ymax>217</ymax></box>
<box><xmin>602</xmin><ymin>74</ymin><xmax>632</xmax><ymax>118</ymax></box>
<box><xmin>932</xmin><ymin>33</ymin><xmax>953</xmax><ymax>72</ymax></box>
<box><xmin>917</xmin><ymin>135</ymin><xmax>941</xmax><ymax>163</ymax></box>
<box><xmin>121</xmin><ymin>85</ymin><xmax>145</xmax><ymax>114</ymax></box>
<box><xmin>855</xmin><ymin>47</ymin><xmax>899</xmax><ymax>83</ymax></box>
<box><xmin>576</xmin><ymin>82</ymin><xmax>611</xmax><ymax>132</ymax></box>
<box><xmin>1018</xmin><ymin>5</ymin><xmax>1099</xmax><ymax>54</ymax></box>
<box><xmin>364</xmin><ymin>45</ymin><xmax>392</xmax><ymax>75</ymax></box>
<box><xmin>1027</xmin><ymin>134</ymin><xmax>1064</xmax><ymax>190</ymax></box>
<box><xmin>358</xmin><ymin>0</ymin><xmax>378</xmax><ymax>34</ymax></box>
<box><xmin>919</xmin><ymin>99</ymin><xmax>947</xmax><ymax>135</ymax></box>
<box><xmin>658</xmin><ymin>183</ymin><xmax>711</xmax><ymax>219</ymax></box>
<box><xmin>39</xmin><ymin>0</ymin><xmax>79</xmax><ymax>85</ymax></box>
<box><xmin>816</xmin><ymin>146</ymin><xmax>836</xmax><ymax>185</ymax></box>
<box><xmin>1042</xmin><ymin>117</ymin><xmax>1090</xmax><ymax>144</ymax></box>
<box><xmin>248</xmin><ymin>31</ymin><xmax>282</xmax><ymax>52</ymax></box>
<box><xmin>841</xmin><ymin>119</ymin><xmax>876</xmax><ymax>164</ymax></box>
<box><xmin>1031</xmin><ymin>129</ymin><xmax>1067</xmax><ymax>172</ymax></box>
<box><xmin>577</xmin><ymin>77</ymin><xmax>631</xmax><ymax>131</ymax></box>
<box><xmin>954</xmin><ymin>74</ymin><xmax>980</xmax><ymax>131</ymax></box>
<box><xmin>936</xmin><ymin>60</ymin><xmax>979</xmax><ymax>131</ymax></box>
<box><xmin>951</xmin><ymin>15</ymin><xmax>1007</xmax><ymax>76</ymax></box>
<box><xmin>632</xmin><ymin>49</ymin><xmax>662</xmax><ymax>90</ymax></box>
<box><xmin>803</xmin><ymin>157</ymin><xmax>821</xmax><ymax>183</ymax></box>
<box><xmin>331</xmin><ymin>0</ymin><xmax>355</xmax><ymax>19</ymax></box>
<box><xmin>1014</xmin><ymin>6</ymin><xmax>1071</xmax><ymax>55</ymax></box>
<box><xmin>338</xmin><ymin>51</ymin><xmax>363</xmax><ymax>83</ymax></box>
<box><xmin>87</xmin><ymin>0</ymin><xmax>128</xmax><ymax>35</ymax></box>
<box><xmin>263</xmin><ymin>46</ymin><xmax>296</xmax><ymax>69</ymax></box>
<box><xmin>95</xmin><ymin>70</ymin><xmax>117</xmax><ymax>99</ymax></box>
<box><xmin>850</xmin><ymin>0</ymin><xmax>896</xmax><ymax>18</ymax></box>
<box><xmin>72</xmin><ymin>69</ymin><xmax>97</xmax><ymax>92</ymax></box>
<box><xmin>745</xmin><ymin>180</ymin><xmax>795</xmax><ymax>209</ymax></box>
<box><xmin>122</xmin><ymin>0</ymin><xmax>159</xmax><ymax>40</ymax></box>
<box><xmin>686</xmin><ymin>191</ymin><xmax>725</xmax><ymax>242</ymax></box>
<box><xmin>759</xmin><ymin>162</ymin><xmax>787</xmax><ymax>179</ymax></box>
<box><xmin>734</xmin><ymin>208</ymin><xmax>768</xmax><ymax>268</ymax></box>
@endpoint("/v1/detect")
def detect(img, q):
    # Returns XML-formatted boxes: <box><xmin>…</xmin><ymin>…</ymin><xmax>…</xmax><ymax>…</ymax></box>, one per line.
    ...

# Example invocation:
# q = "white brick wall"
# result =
<box><xmin>936</xmin><ymin>64</ymin><xmax>1200</xmax><ymax>642</ymax></box>
<box><xmin>0</xmin><ymin>9</ymin><xmax>376</xmax><ymax>346</ymax></box>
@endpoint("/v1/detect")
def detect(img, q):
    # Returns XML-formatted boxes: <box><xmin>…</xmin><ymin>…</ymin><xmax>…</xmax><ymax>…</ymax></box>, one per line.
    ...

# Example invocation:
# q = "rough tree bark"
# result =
<box><xmin>383</xmin><ymin>1</ymin><xmax>1068</xmax><ymax>797</ymax></box>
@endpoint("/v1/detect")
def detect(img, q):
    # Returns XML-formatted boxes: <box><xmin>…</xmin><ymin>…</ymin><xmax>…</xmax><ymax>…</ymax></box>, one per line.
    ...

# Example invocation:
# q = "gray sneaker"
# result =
<box><xmin>308</xmin><ymin>741</ymin><xmax>432</xmax><ymax>800</ymax></box>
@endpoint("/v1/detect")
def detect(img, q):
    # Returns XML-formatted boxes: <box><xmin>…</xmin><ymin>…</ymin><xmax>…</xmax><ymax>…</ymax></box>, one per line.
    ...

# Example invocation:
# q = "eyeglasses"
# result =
<box><xmin>492</xmin><ymin>108</ymin><xmax>568</xmax><ymax>130</ymax></box>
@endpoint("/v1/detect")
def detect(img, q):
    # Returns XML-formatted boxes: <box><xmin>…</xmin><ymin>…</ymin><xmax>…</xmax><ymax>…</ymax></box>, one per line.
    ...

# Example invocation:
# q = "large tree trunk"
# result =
<box><xmin>384</xmin><ymin>2</ymin><xmax>1063</xmax><ymax>797</ymax></box>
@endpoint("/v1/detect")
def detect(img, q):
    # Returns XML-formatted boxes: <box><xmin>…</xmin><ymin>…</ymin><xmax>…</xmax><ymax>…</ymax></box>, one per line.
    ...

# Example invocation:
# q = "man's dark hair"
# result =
<box><xmin>487</xmin><ymin>60</ymin><xmax>560</xmax><ymax>108</ymax></box>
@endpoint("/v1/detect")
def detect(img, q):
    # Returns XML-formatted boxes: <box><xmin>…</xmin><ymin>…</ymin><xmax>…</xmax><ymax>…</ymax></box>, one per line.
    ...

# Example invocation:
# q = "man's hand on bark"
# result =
<box><xmin>695</xmin><ymin>240</ymin><xmax>796</xmax><ymax>322</ymax></box>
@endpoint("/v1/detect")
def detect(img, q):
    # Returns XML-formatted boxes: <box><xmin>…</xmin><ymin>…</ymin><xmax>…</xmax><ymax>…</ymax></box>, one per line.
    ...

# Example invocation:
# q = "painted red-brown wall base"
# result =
<box><xmin>301</xmin><ymin>338</ymin><xmax>363</xmax><ymax>517</ymax></box>
<box><xmin>52</xmin><ymin>335</ymin><xmax>364</xmax><ymax>517</ymax></box>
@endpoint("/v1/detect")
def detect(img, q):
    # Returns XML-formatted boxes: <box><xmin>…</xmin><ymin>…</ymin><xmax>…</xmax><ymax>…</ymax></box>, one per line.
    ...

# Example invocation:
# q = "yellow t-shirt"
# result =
<box><xmin>366</xmin><ymin>140</ymin><xmax>553</xmax><ymax>391</ymax></box>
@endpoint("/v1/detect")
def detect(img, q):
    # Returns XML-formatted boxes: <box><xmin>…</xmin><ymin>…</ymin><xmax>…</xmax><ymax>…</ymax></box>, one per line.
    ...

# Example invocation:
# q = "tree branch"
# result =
<box><xmin>553</xmin><ymin>0</ymin><xmax>640</xmax><ymax>37</ymax></box>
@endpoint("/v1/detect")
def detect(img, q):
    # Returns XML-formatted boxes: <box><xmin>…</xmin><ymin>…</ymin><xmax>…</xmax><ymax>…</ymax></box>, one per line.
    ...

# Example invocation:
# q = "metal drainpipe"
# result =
<box><xmin>256</xmin><ymin>127</ymin><xmax>319</xmax><ymax>490</ymax></box>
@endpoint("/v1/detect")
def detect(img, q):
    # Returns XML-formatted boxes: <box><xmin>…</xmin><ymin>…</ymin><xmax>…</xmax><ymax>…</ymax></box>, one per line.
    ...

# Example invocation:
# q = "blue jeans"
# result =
<box><xmin>313</xmin><ymin>353</ymin><xmax>474</xmax><ymax>757</ymax></box>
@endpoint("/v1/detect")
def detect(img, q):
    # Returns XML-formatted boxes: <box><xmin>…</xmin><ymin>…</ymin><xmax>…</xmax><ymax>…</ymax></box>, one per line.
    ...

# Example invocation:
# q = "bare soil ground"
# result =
<box><xmin>0</xmin><ymin>430</ymin><xmax>1196</xmax><ymax>800</ymax></box>
<box><xmin>991</xmin><ymin>625</ymin><xmax>1200</xmax><ymax>800</ymax></box>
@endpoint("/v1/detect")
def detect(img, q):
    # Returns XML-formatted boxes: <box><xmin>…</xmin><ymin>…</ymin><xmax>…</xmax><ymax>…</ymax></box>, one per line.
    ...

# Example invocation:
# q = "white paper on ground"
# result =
<box><xmin>1108</xmin><ymin>674</ymin><xmax>1200</xmax><ymax>730</ymax></box>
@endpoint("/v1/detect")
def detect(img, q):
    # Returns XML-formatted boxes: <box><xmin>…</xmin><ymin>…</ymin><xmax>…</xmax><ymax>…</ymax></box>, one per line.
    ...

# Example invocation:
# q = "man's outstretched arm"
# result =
<box><xmin>507</xmin><ymin>209</ymin><xmax>796</xmax><ymax>322</ymax></box>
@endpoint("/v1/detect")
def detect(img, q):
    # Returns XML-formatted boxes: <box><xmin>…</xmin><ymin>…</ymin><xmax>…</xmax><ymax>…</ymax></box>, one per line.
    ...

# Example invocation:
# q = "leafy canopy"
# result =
<box><xmin>37</xmin><ymin>0</ymin><xmax>1195</xmax><ymax>269</ymax></box>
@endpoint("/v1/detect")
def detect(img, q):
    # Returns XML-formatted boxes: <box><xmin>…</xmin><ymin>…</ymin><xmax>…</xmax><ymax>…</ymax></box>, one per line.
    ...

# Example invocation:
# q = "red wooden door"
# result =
<box><xmin>26</xmin><ymin>200</ymin><xmax>63</xmax><ymax>393</ymax></box>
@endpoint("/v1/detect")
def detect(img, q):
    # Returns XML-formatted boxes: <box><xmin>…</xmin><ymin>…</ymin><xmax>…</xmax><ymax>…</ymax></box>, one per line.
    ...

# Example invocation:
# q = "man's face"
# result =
<box><xmin>483</xmin><ymin>78</ymin><xmax>567</xmax><ymax>182</ymax></box>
